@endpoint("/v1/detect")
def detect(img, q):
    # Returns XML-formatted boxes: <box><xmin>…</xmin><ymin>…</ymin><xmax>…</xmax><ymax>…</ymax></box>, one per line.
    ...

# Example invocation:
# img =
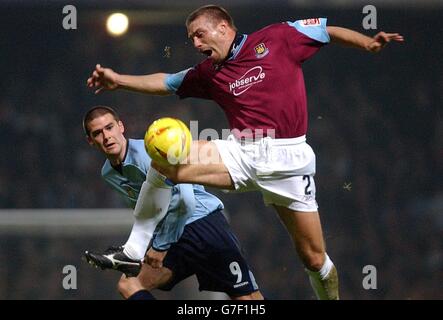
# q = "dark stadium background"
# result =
<box><xmin>0</xmin><ymin>0</ymin><xmax>441</xmax><ymax>299</ymax></box>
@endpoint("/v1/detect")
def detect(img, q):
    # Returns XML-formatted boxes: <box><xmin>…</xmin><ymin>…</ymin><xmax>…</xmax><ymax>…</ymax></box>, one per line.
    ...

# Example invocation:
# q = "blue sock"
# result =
<box><xmin>127</xmin><ymin>290</ymin><xmax>156</xmax><ymax>300</ymax></box>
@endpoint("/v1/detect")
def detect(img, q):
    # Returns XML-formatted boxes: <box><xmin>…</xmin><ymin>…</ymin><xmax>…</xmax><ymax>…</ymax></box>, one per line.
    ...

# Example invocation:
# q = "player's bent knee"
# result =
<box><xmin>137</xmin><ymin>264</ymin><xmax>173</xmax><ymax>290</ymax></box>
<box><xmin>303</xmin><ymin>251</ymin><xmax>326</xmax><ymax>271</ymax></box>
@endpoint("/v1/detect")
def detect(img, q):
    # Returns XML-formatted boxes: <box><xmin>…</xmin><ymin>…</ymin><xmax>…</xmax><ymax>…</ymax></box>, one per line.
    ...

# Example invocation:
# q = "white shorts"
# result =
<box><xmin>213</xmin><ymin>135</ymin><xmax>318</xmax><ymax>212</ymax></box>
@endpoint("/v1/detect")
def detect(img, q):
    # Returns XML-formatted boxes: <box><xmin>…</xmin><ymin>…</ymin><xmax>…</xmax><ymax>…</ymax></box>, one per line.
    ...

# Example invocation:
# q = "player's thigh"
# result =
<box><xmin>187</xmin><ymin>140</ymin><xmax>223</xmax><ymax>165</ymax></box>
<box><xmin>177</xmin><ymin>140</ymin><xmax>234</xmax><ymax>189</ymax></box>
<box><xmin>137</xmin><ymin>263</ymin><xmax>174</xmax><ymax>290</ymax></box>
<box><xmin>273</xmin><ymin>205</ymin><xmax>325</xmax><ymax>257</ymax></box>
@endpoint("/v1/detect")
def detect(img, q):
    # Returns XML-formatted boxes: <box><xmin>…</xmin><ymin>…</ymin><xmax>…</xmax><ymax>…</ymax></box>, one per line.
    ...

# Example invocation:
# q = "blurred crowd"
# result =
<box><xmin>0</xmin><ymin>5</ymin><xmax>441</xmax><ymax>299</ymax></box>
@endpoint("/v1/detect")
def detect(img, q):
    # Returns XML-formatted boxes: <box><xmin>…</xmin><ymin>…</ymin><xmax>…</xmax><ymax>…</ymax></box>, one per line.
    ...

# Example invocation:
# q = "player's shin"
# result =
<box><xmin>305</xmin><ymin>253</ymin><xmax>339</xmax><ymax>300</ymax></box>
<box><xmin>123</xmin><ymin>167</ymin><xmax>173</xmax><ymax>260</ymax></box>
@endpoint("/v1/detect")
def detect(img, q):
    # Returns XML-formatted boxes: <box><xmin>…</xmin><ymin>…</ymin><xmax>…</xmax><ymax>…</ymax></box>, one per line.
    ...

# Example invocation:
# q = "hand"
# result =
<box><xmin>144</xmin><ymin>247</ymin><xmax>167</xmax><ymax>269</ymax></box>
<box><xmin>86</xmin><ymin>64</ymin><xmax>120</xmax><ymax>94</ymax></box>
<box><xmin>366</xmin><ymin>32</ymin><xmax>404</xmax><ymax>53</ymax></box>
<box><xmin>118</xmin><ymin>274</ymin><xmax>145</xmax><ymax>299</ymax></box>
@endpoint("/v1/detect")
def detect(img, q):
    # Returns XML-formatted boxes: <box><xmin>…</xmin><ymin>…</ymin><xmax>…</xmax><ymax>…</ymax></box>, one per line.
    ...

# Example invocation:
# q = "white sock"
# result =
<box><xmin>306</xmin><ymin>253</ymin><xmax>336</xmax><ymax>299</ymax></box>
<box><xmin>123</xmin><ymin>217</ymin><xmax>158</xmax><ymax>260</ymax></box>
<box><xmin>318</xmin><ymin>253</ymin><xmax>334</xmax><ymax>280</ymax></box>
<box><xmin>123</xmin><ymin>167</ymin><xmax>172</xmax><ymax>260</ymax></box>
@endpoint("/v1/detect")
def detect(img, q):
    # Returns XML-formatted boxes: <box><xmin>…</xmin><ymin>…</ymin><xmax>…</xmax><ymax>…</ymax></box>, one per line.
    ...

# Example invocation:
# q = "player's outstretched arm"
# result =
<box><xmin>86</xmin><ymin>64</ymin><xmax>171</xmax><ymax>96</ymax></box>
<box><xmin>327</xmin><ymin>26</ymin><xmax>404</xmax><ymax>53</ymax></box>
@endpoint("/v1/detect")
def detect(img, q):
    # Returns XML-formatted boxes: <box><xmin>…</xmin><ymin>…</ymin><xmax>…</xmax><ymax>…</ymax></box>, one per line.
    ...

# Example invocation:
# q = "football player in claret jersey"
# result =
<box><xmin>83</xmin><ymin>105</ymin><xmax>263</xmax><ymax>300</ymax></box>
<box><xmin>87</xmin><ymin>5</ymin><xmax>403</xmax><ymax>299</ymax></box>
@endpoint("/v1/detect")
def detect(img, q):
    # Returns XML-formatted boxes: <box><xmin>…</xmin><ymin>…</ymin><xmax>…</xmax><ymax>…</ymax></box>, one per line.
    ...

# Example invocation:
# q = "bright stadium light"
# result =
<box><xmin>106</xmin><ymin>13</ymin><xmax>129</xmax><ymax>37</ymax></box>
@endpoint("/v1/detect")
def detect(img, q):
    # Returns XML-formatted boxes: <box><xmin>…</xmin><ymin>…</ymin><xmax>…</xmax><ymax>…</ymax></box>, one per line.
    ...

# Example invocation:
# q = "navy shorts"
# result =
<box><xmin>159</xmin><ymin>210</ymin><xmax>259</xmax><ymax>297</ymax></box>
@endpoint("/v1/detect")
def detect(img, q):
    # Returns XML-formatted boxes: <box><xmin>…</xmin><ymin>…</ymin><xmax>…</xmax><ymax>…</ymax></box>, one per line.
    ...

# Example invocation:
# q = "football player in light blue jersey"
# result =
<box><xmin>83</xmin><ymin>106</ymin><xmax>263</xmax><ymax>300</ymax></box>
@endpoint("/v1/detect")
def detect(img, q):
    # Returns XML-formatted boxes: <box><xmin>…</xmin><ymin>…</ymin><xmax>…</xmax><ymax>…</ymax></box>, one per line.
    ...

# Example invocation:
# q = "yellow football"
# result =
<box><xmin>144</xmin><ymin>117</ymin><xmax>192</xmax><ymax>166</ymax></box>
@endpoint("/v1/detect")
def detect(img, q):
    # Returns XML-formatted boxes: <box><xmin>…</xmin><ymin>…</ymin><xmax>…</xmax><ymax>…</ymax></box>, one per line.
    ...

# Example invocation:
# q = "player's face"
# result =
<box><xmin>86</xmin><ymin>113</ymin><xmax>126</xmax><ymax>159</ymax></box>
<box><xmin>187</xmin><ymin>16</ymin><xmax>229</xmax><ymax>63</ymax></box>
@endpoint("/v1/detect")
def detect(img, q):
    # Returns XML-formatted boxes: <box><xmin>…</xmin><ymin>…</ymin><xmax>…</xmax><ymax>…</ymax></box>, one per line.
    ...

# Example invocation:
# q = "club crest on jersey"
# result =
<box><xmin>254</xmin><ymin>43</ymin><xmax>269</xmax><ymax>59</ymax></box>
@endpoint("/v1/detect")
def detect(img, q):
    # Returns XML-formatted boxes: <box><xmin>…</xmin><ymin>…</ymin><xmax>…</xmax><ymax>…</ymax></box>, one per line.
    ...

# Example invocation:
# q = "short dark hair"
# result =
<box><xmin>83</xmin><ymin>105</ymin><xmax>120</xmax><ymax>136</ymax></box>
<box><xmin>186</xmin><ymin>5</ymin><xmax>237</xmax><ymax>31</ymax></box>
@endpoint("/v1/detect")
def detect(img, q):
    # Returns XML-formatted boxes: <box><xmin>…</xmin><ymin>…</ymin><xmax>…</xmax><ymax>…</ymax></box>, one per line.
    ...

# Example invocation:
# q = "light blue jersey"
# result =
<box><xmin>101</xmin><ymin>139</ymin><xmax>224</xmax><ymax>250</ymax></box>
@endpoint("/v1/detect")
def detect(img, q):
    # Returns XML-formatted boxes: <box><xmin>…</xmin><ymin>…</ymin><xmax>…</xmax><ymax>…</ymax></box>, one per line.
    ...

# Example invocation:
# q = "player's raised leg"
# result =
<box><xmin>152</xmin><ymin>140</ymin><xmax>235</xmax><ymax>189</ymax></box>
<box><xmin>274</xmin><ymin>205</ymin><xmax>339</xmax><ymax>300</ymax></box>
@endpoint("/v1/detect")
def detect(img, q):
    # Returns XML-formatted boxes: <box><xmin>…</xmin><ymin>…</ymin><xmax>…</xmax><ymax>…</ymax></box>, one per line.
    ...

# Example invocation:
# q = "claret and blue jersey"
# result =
<box><xmin>101</xmin><ymin>139</ymin><xmax>224</xmax><ymax>251</ymax></box>
<box><xmin>165</xmin><ymin>18</ymin><xmax>330</xmax><ymax>139</ymax></box>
